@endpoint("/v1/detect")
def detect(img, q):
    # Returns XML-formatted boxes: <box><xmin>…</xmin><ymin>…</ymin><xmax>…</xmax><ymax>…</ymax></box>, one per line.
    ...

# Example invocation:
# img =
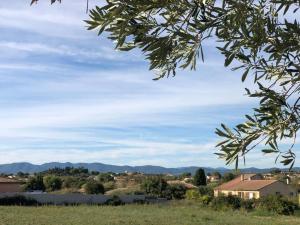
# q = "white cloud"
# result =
<box><xmin>0</xmin><ymin>0</ymin><xmax>280</xmax><ymax>168</ymax></box>
<box><xmin>0</xmin><ymin>41</ymin><xmax>141</xmax><ymax>62</ymax></box>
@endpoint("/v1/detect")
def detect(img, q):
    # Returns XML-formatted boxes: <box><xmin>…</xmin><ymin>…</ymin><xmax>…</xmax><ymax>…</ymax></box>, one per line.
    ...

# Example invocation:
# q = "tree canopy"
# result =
<box><xmin>194</xmin><ymin>168</ymin><xmax>207</xmax><ymax>186</ymax></box>
<box><xmin>30</xmin><ymin>0</ymin><xmax>300</xmax><ymax>169</ymax></box>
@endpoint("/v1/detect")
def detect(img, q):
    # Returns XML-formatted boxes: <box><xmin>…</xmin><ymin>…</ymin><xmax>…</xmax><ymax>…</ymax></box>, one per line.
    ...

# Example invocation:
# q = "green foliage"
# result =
<box><xmin>96</xmin><ymin>173</ymin><xmax>114</xmax><ymax>183</ymax></box>
<box><xmin>222</xmin><ymin>173</ymin><xmax>236</xmax><ymax>183</ymax></box>
<box><xmin>0</xmin><ymin>195</ymin><xmax>38</xmax><ymax>206</ymax></box>
<box><xmin>105</xmin><ymin>195</ymin><xmax>124</xmax><ymax>206</ymax></box>
<box><xmin>200</xmin><ymin>195</ymin><xmax>213</xmax><ymax>205</ymax></box>
<box><xmin>43</xmin><ymin>175</ymin><xmax>62</xmax><ymax>192</ymax></box>
<box><xmin>83</xmin><ymin>180</ymin><xmax>104</xmax><ymax>194</ymax></box>
<box><xmin>41</xmin><ymin>167</ymin><xmax>89</xmax><ymax>176</ymax></box>
<box><xmin>198</xmin><ymin>186</ymin><xmax>213</xmax><ymax>197</ymax></box>
<box><xmin>185</xmin><ymin>189</ymin><xmax>202</xmax><ymax>200</ymax></box>
<box><xmin>165</xmin><ymin>184</ymin><xmax>187</xmax><ymax>200</ymax></box>
<box><xmin>24</xmin><ymin>174</ymin><xmax>45</xmax><ymax>191</ymax></box>
<box><xmin>255</xmin><ymin>195</ymin><xmax>298</xmax><ymax>215</ymax></box>
<box><xmin>178</xmin><ymin>172</ymin><xmax>192</xmax><ymax>180</ymax></box>
<box><xmin>141</xmin><ymin>176</ymin><xmax>168</xmax><ymax>197</ymax></box>
<box><xmin>83</xmin><ymin>0</ymin><xmax>300</xmax><ymax>169</ymax></box>
<box><xmin>210</xmin><ymin>195</ymin><xmax>242</xmax><ymax>210</ymax></box>
<box><xmin>193</xmin><ymin>168</ymin><xmax>206</xmax><ymax>186</ymax></box>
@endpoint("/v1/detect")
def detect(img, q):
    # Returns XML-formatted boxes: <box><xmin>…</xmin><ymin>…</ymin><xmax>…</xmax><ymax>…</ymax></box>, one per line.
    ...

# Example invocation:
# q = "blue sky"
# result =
<box><xmin>0</xmin><ymin>0</ymin><xmax>298</xmax><ymax>168</ymax></box>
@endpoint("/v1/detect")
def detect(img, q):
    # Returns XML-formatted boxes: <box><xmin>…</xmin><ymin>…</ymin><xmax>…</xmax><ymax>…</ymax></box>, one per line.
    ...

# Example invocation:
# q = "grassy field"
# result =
<box><xmin>0</xmin><ymin>201</ymin><xmax>299</xmax><ymax>225</ymax></box>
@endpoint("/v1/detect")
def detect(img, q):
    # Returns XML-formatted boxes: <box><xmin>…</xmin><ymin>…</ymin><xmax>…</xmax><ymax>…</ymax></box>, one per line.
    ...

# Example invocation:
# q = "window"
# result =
<box><xmin>275</xmin><ymin>192</ymin><xmax>280</xmax><ymax>195</ymax></box>
<box><xmin>249</xmin><ymin>192</ymin><xmax>254</xmax><ymax>199</ymax></box>
<box><xmin>290</xmin><ymin>192</ymin><xmax>294</xmax><ymax>196</ymax></box>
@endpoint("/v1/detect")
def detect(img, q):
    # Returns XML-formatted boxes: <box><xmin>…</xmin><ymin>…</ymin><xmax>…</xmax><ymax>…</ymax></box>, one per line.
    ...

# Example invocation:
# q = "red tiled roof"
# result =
<box><xmin>0</xmin><ymin>177</ymin><xmax>23</xmax><ymax>183</ymax></box>
<box><xmin>214</xmin><ymin>174</ymin><xmax>278</xmax><ymax>191</ymax></box>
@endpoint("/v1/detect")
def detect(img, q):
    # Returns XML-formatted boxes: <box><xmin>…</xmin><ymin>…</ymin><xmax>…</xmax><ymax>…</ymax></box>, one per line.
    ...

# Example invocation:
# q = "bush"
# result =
<box><xmin>0</xmin><ymin>195</ymin><xmax>38</xmax><ymax>206</ymax></box>
<box><xmin>200</xmin><ymin>195</ymin><xmax>212</xmax><ymax>205</ymax></box>
<box><xmin>84</xmin><ymin>180</ymin><xmax>104</xmax><ymax>194</ymax></box>
<box><xmin>96</xmin><ymin>173</ymin><xmax>114</xmax><ymax>183</ymax></box>
<box><xmin>241</xmin><ymin>199</ymin><xmax>255</xmax><ymax>211</ymax></box>
<box><xmin>210</xmin><ymin>195</ymin><xmax>241</xmax><ymax>210</ymax></box>
<box><xmin>255</xmin><ymin>195</ymin><xmax>297</xmax><ymax>215</ymax></box>
<box><xmin>24</xmin><ymin>175</ymin><xmax>45</xmax><ymax>191</ymax></box>
<box><xmin>141</xmin><ymin>177</ymin><xmax>168</xmax><ymax>197</ymax></box>
<box><xmin>43</xmin><ymin>175</ymin><xmax>62</xmax><ymax>192</ymax></box>
<box><xmin>165</xmin><ymin>184</ymin><xmax>187</xmax><ymax>200</ymax></box>
<box><xmin>103</xmin><ymin>181</ymin><xmax>115</xmax><ymax>192</ymax></box>
<box><xmin>198</xmin><ymin>186</ymin><xmax>213</xmax><ymax>197</ymax></box>
<box><xmin>105</xmin><ymin>195</ymin><xmax>124</xmax><ymax>206</ymax></box>
<box><xmin>185</xmin><ymin>189</ymin><xmax>201</xmax><ymax>200</ymax></box>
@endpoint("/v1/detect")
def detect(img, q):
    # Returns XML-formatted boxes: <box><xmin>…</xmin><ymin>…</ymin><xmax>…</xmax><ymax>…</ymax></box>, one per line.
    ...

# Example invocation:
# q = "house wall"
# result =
<box><xmin>259</xmin><ymin>181</ymin><xmax>297</xmax><ymax>198</ymax></box>
<box><xmin>0</xmin><ymin>183</ymin><xmax>22</xmax><ymax>193</ymax></box>
<box><xmin>214</xmin><ymin>190</ymin><xmax>260</xmax><ymax>199</ymax></box>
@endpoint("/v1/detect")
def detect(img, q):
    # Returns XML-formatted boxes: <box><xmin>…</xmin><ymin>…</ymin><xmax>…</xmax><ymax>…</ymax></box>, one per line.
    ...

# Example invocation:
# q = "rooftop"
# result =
<box><xmin>214</xmin><ymin>174</ymin><xmax>278</xmax><ymax>191</ymax></box>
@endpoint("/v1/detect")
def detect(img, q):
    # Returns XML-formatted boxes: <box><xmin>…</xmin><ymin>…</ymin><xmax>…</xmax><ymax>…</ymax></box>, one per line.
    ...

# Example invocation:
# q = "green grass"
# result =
<box><xmin>0</xmin><ymin>201</ymin><xmax>299</xmax><ymax>225</ymax></box>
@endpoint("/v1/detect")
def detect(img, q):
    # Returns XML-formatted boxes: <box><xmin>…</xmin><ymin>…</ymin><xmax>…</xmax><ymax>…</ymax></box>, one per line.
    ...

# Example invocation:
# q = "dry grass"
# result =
<box><xmin>0</xmin><ymin>201</ymin><xmax>299</xmax><ymax>225</ymax></box>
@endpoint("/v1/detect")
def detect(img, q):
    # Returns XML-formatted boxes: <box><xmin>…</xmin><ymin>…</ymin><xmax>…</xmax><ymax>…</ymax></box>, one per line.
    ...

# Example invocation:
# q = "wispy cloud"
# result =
<box><xmin>0</xmin><ymin>0</ymin><xmax>294</xmax><ymax>168</ymax></box>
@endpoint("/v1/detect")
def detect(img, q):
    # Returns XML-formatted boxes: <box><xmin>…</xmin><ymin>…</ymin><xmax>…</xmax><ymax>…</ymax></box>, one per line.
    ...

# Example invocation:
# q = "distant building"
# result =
<box><xmin>0</xmin><ymin>177</ymin><xmax>24</xmax><ymax>193</ymax></box>
<box><xmin>214</xmin><ymin>174</ymin><xmax>297</xmax><ymax>199</ymax></box>
<box><xmin>207</xmin><ymin>175</ymin><xmax>220</xmax><ymax>183</ymax></box>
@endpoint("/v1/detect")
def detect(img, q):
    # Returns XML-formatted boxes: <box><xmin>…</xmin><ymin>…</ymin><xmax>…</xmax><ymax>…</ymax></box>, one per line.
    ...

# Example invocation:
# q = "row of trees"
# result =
<box><xmin>24</xmin><ymin>174</ymin><xmax>104</xmax><ymax>194</ymax></box>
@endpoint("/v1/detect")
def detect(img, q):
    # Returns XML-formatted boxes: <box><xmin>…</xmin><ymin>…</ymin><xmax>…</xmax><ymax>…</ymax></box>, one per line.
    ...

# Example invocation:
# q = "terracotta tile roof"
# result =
<box><xmin>214</xmin><ymin>174</ymin><xmax>278</xmax><ymax>191</ymax></box>
<box><xmin>0</xmin><ymin>177</ymin><xmax>23</xmax><ymax>183</ymax></box>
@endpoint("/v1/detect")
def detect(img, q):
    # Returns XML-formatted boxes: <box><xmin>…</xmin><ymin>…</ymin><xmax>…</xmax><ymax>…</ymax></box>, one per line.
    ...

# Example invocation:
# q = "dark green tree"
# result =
<box><xmin>31</xmin><ymin>0</ymin><xmax>300</xmax><ymax>169</ymax></box>
<box><xmin>141</xmin><ymin>176</ymin><xmax>168</xmax><ymax>197</ymax></box>
<box><xmin>222</xmin><ymin>172</ymin><xmax>236</xmax><ymax>182</ymax></box>
<box><xmin>193</xmin><ymin>168</ymin><xmax>206</xmax><ymax>186</ymax></box>
<box><xmin>43</xmin><ymin>175</ymin><xmax>62</xmax><ymax>192</ymax></box>
<box><xmin>24</xmin><ymin>174</ymin><xmax>45</xmax><ymax>191</ymax></box>
<box><xmin>83</xmin><ymin>180</ymin><xmax>105</xmax><ymax>194</ymax></box>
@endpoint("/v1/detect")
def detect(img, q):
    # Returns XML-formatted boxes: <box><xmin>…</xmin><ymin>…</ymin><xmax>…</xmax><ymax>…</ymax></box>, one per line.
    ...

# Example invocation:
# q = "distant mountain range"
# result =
<box><xmin>0</xmin><ymin>162</ymin><xmax>299</xmax><ymax>175</ymax></box>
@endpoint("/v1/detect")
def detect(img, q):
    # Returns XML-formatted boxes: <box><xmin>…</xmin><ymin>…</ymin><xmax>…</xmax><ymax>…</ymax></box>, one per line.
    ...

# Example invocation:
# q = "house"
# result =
<box><xmin>214</xmin><ymin>174</ymin><xmax>297</xmax><ymax>199</ymax></box>
<box><xmin>207</xmin><ymin>175</ymin><xmax>220</xmax><ymax>183</ymax></box>
<box><xmin>0</xmin><ymin>177</ymin><xmax>24</xmax><ymax>193</ymax></box>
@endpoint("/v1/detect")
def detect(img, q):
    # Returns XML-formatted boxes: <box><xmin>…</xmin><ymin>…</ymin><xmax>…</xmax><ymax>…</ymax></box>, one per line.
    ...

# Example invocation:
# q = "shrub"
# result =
<box><xmin>200</xmin><ymin>195</ymin><xmax>212</xmax><ymax>205</ymax></box>
<box><xmin>165</xmin><ymin>184</ymin><xmax>187</xmax><ymax>200</ymax></box>
<box><xmin>241</xmin><ymin>199</ymin><xmax>255</xmax><ymax>211</ymax></box>
<box><xmin>96</xmin><ymin>173</ymin><xmax>114</xmax><ymax>183</ymax></box>
<box><xmin>255</xmin><ymin>195</ymin><xmax>297</xmax><ymax>215</ymax></box>
<box><xmin>105</xmin><ymin>195</ymin><xmax>123</xmax><ymax>206</ymax></box>
<box><xmin>185</xmin><ymin>189</ymin><xmax>201</xmax><ymax>200</ymax></box>
<box><xmin>0</xmin><ymin>195</ymin><xmax>38</xmax><ymax>206</ymax></box>
<box><xmin>210</xmin><ymin>195</ymin><xmax>241</xmax><ymax>210</ymax></box>
<box><xmin>198</xmin><ymin>186</ymin><xmax>213</xmax><ymax>197</ymax></box>
<box><xmin>24</xmin><ymin>175</ymin><xmax>45</xmax><ymax>191</ymax></box>
<box><xmin>43</xmin><ymin>175</ymin><xmax>62</xmax><ymax>192</ymax></box>
<box><xmin>221</xmin><ymin>173</ymin><xmax>236</xmax><ymax>183</ymax></box>
<box><xmin>84</xmin><ymin>180</ymin><xmax>104</xmax><ymax>194</ymax></box>
<box><xmin>103</xmin><ymin>181</ymin><xmax>115</xmax><ymax>192</ymax></box>
<box><xmin>141</xmin><ymin>177</ymin><xmax>168</xmax><ymax>197</ymax></box>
